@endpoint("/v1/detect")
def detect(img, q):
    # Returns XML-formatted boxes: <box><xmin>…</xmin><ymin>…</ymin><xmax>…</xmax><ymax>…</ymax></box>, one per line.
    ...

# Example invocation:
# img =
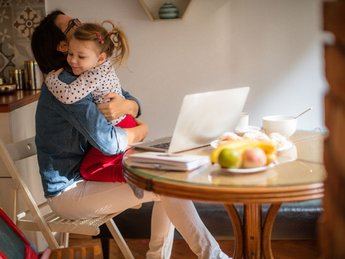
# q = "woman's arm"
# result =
<box><xmin>54</xmin><ymin>71</ymin><xmax>128</xmax><ymax>155</ymax></box>
<box><xmin>66</xmin><ymin>98</ymin><xmax>148</xmax><ymax>153</ymax></box>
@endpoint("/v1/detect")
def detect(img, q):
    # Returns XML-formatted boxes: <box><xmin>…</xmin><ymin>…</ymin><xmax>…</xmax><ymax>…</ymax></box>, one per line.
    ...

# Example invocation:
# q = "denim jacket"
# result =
<box><xmin>35</xmin><ymin>71</ymin><xmax>140</xmax><ymax>197</ymax></box>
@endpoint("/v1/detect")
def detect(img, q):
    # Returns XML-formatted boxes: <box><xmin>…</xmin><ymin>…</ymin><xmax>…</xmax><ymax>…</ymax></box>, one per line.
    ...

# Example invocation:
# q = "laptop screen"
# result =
<box><xmin>169</xmin><ymin>87</ymin><xmax>250</xmax><ymax>153</ymax></box>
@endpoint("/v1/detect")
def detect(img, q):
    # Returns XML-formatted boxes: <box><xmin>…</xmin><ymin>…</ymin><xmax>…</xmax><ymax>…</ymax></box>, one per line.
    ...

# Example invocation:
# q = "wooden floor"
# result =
<box><xmin>69</xmin><ymin>237</ymin><xmax>321</xmax><ymax>259</ymax></box>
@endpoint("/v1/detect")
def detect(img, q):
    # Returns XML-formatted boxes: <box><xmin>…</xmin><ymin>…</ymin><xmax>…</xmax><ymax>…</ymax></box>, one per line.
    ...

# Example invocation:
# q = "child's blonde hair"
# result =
<box><xmin>73</xmin><ymin>20</ymin><xmax>129</xmax><ymax>66</ymax></box>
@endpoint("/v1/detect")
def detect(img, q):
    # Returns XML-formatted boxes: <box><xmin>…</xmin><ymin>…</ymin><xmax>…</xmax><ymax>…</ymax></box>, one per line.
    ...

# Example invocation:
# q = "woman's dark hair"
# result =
<box><xmin>31</xmin><ymin>10</ymin><xmax>68</xmax><ymax>74</ymax></box>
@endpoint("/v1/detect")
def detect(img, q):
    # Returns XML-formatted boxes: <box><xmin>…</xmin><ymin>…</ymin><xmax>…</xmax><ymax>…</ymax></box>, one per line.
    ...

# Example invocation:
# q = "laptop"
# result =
<box><xmin>133</xmin><ymin>87</ymin><xmax>250</xmax><ymax>153</ymax></box>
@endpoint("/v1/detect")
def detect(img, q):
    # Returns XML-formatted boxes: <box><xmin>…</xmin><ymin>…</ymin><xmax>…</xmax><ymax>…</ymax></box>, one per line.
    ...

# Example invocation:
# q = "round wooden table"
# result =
<box><xmin>123</xmin><ymin>131</ymin><xmax>325</xmax><ymax>259</ymax></box>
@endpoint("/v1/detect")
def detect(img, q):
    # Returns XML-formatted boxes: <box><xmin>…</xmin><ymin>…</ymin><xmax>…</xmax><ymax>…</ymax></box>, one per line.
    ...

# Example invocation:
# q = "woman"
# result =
<box><xmin>44</xmin><ymin>21</ymin><xmax>139</xmax><ymax>182</ymax></box>
<box><xmin>32</xmin><ymin>10</ymin><xmax>231</xmax><ymax>259</ymax></box>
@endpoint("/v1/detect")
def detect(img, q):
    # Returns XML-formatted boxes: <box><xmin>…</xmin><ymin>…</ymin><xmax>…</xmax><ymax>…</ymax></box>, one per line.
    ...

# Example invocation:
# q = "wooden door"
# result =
<box><xmin>321</xmin><ymin>1</ymin><xmax>345</xmax><ymax>258</ymax></box>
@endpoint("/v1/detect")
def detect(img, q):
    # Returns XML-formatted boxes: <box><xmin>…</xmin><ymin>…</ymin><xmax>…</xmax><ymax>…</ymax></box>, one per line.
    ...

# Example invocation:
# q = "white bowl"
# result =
<box><xmin>262</xmin><ymin>115</ymin><xmax>297</xmax><ymax>137</ymax></box>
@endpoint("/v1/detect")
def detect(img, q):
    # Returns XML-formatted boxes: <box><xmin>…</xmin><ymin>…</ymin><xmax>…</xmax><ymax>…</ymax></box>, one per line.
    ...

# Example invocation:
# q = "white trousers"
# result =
<box><xmin>48</xmin><ymin>181</ymin><xmax>230</xmax><ymax>259</ymax></box>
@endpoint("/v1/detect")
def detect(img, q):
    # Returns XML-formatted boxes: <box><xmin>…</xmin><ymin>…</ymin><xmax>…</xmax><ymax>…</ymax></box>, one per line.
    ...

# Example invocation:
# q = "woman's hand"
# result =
<box><xmin>125</xmin><ymin>119</ymin><xmax>149</xmax><ymax>144</ymax></box>
<box><xmin>97</xmin><ymin>93</ymin><xmax>139</xmax><ymax>121</ymax></box>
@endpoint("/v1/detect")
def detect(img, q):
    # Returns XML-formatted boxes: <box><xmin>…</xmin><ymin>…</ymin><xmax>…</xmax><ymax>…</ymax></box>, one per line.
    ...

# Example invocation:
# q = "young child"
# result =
<box><xmin>45</xmin><ymin>21</ymin><xmax>137</xmax><ymax>182</ymax></box>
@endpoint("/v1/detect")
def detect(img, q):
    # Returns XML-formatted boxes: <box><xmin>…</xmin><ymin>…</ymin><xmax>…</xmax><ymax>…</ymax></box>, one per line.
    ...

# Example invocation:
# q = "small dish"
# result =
<box><xmin>210</xmin><ymin>140</ymin><xmax>221</xmax><ymax>148</ymax></box>
<box><xmin>277</xmin><ymin>141</ymin><xmax>293</xmax><ymax>152</ymax></box>
<box><xmin>234</xmin><ymin>125</ymin><xmax>261</xmax><ymax>135</ymax></box>
<box><xmin>0</xmin><ymin>84</ymin><xmax>16</xmax><ymax>94</ymax></box>
<box><xmin>262</xmin><ymin>115</ymin><xmax>297</xmax><ymax>137</ymax></box>
<box><xmin>221</xmin><ymin>163</ymin><xmax>275</xmax><ymax>174</ymax></box>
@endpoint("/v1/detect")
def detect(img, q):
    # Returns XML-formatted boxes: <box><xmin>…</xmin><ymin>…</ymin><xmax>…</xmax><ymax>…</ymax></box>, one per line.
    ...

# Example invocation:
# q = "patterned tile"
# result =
<box><xmin>0</xmin><ymin>46</ymin><xmax>8</xmax><ymax>71</ymax></box>
<box><xmin>0</xmin><ymin>1</ymin><xmax>44</xmax><ymax>81</ymax></box>
<box><xmin>0</xmin><ymin>7</ymin><xmax>12</xmax><ymax>42</ymax></box>
<box><xmin>0</xmin><ymin>43</ymin><xmax>15</xmax><ymax>81</ymax></box>
<box><xmin>0</xmin><ymin>0</ymin><xmax>11</xmax><ymax>8</ymax></box>
<box><xmin>13</xmin><ymin>7</ymin><xmax>41</xmax><ymax>39</ymax></box>
<box><xmin>0</xmin><ymin>8</ymin><xmax>10</xmax><ymax>23</ymax></box>
<box><xmin>14</xmin><ymin>0</ymin><xmax>44</xmax><ymax>4</ymax></box>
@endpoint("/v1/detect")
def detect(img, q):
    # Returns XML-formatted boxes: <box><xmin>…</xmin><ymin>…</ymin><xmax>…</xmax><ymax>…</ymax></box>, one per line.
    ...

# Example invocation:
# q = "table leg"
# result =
<box><xmin>262</xmin><ymin>203</ymin><xmax>282</xmax><ymax>259</ymax></box>
<box><xmin>244</xmin><ymin>204</ymin><xmax>262</xmax><ymax>259</ymax></box>
<box><xmin>224</xmin><ymin>204</ymin><xmax>243</xmax><ymax>259</ymax></box>
<box><xmin>225</xmin><ymin>203</ymin><xmax>282</xmax><ymax>259</ymax></box>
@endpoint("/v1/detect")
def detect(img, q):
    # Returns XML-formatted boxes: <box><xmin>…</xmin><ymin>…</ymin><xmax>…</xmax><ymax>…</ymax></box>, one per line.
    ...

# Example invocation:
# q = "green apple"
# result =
<box><xmin>218</xmin><ymin>148</ymin><xmax>242</xmax><ymax>168</ymax></box>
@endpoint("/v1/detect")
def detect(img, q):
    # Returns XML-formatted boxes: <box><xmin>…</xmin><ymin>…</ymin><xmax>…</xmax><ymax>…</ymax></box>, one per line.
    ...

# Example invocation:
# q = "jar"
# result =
<box><xmin>24</xmin><ymin>60</ymin><xmax>43</xmax><ymax>90</ymax></box>
<box><xmin>159</xmin><ymin>2</ymin><xmax>179</xmax><ymax>19</ymax></box>
<box><xmin>9</xmin><ymin>69</ymin><xmax>25</xmax><ymax>90</ymax></box>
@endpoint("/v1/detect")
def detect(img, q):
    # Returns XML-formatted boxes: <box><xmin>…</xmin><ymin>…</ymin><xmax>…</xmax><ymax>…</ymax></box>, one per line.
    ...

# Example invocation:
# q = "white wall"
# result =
<box><xmin>46</xmin><ymin>0</ymin><xmax>327</xmax><ymax>139</ymax></box>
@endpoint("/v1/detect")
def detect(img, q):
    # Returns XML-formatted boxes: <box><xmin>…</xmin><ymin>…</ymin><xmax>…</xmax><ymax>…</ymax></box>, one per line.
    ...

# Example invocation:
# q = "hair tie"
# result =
<box><xmin>106</xmin><ymin>31</ymin><xmax>119</xmax><ymax>39</ymax></box>
<box><xmin>95</xmin><ymin>32</ymin><xmax>104</xmax><ymax>44</ymax></box>
<box><xmin>106</xmin><ymin>31</ymin><xmax>120</xmax><ymax>46</ymax></box>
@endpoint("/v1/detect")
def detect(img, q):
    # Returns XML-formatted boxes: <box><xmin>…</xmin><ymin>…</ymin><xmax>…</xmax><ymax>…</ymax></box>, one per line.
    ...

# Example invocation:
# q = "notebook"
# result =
<box><xmin>126</xmin><ymin>152</ymin><xmax>210</xmax><ymax>171</ymax></box>
<box><xmin>133</xmin><ymin>87</ymin><xmax>250</xmax><ymax>153</ymax></box>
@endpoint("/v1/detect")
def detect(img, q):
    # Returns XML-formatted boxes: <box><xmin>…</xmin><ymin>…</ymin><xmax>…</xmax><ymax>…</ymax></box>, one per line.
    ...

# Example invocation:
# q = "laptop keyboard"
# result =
<box><xmin>151</xmin><ymin>142</ymin><xmax>170</xmax><ymax>149</ymax></box>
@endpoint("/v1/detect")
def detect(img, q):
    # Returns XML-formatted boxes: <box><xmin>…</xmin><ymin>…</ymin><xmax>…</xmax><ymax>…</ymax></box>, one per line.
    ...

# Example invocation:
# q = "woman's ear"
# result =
<box><xmin>97</xmin><ymin>52</ymin><xmax>107</xmax><ymax>65</ymax></box>
<box><xmin>57</xmin><ymin>41</ymin><xmax>69</xmax><ymax>53</ymax></box>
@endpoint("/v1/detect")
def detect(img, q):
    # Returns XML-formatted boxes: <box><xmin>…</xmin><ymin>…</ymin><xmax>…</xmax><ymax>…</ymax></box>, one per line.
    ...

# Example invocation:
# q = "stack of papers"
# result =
<box><xmin>126</xmin><ymin>152</ymin><xmax>210</xmax><ymax>171</ymax></box>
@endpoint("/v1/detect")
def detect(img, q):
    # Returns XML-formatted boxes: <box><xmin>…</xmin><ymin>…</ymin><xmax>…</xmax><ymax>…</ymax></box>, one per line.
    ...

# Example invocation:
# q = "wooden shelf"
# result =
<box><xmin>138</xmin><ymin>0</ymin><xmax>192</xmax><ymax>21</ymax></box>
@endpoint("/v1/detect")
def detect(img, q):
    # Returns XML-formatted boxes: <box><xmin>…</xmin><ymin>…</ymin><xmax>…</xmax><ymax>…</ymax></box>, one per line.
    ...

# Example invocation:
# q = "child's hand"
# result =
<box><xmin>40</xmin><ymin>248</ymin><xmax>51</xmax><ymax>259</ymax></box>
<box><xmin>45</xmin><ymin>68</ymin><xmax>64</xmax><ymax>86</ymax></box>
<box><xmin>47</xmin><ymin>68</ymin><xmax>64</xmax><ymax>76</ymax></box>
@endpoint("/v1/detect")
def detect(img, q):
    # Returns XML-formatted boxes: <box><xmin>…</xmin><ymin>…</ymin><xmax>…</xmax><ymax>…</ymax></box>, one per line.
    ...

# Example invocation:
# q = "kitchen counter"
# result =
<box><xmin>0</xmin><ymin>90</ymin><xmax>40</xmax><ymax>113</ymax></box>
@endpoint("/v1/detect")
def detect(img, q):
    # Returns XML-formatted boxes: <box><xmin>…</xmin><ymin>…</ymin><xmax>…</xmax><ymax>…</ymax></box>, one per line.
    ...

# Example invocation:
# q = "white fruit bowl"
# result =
<box><xmin>262</xmin><ymin>115</ymin><xmax>297</xmax><ymax>138</ymax></box>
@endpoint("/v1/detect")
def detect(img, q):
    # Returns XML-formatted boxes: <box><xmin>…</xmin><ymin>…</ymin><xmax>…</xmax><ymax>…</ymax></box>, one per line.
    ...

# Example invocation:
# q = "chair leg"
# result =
<box><xmin>42</xmin><ymin>230</ymin><xmax>60</xmax><ymax>249</ymax></box>
<box><xmin>100</xmin><ymin>238</ymin><xmax>110</xmax><ymax>259</ymax></box>
<box><xmin>105</xmin><ymin>219</ymin><xmax>134</xmax><ymax>259</ymax></box>
<box><xmin>60</xmin><ymin>232</ymin><xmax>69</xmax><ymax>247</ymax></box>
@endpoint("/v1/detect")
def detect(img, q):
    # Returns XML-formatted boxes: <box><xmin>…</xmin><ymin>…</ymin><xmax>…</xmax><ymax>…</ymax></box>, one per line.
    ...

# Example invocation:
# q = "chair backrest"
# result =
<box><xmin>0</xmin><ymin>137</ymin><xmax>60</xmax><ymax>248</ymax></box>
<box><xmin>5</xmin><ymin>137</ymin><xmax>37</xmax><ymax>161</ymax></box>
<box><xmin>0</xmin><ymin>137</ymin><xmax>37</xmax><ymax>178</ymax></box>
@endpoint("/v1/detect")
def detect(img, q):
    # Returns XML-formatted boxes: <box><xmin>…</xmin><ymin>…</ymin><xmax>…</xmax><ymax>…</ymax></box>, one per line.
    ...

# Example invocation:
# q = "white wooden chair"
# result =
<box><xmin>0</xmin><ymin>137</ymin><xmax>135</xmax><ymax>259</ymax></box>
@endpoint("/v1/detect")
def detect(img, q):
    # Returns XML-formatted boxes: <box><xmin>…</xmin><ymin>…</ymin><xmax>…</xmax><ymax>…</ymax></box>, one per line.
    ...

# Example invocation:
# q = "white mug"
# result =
<box><xmin>235</xmin><ymin>112</ymin><xmax>249</xmax><ymax>131</ymax></box>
